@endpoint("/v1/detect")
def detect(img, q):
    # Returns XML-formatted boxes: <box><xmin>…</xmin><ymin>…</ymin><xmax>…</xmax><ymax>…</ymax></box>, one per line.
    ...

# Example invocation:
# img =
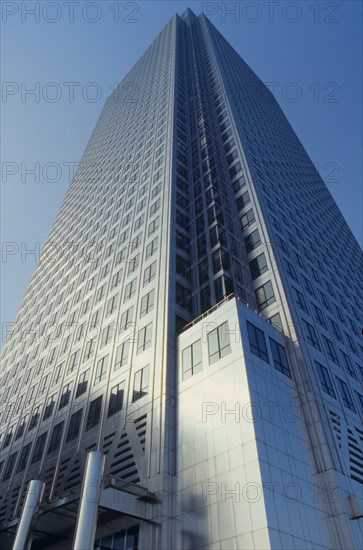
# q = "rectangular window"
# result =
<box><xmin>207</xmin><ymin>322</ymin><xmax>231</xmax><ymax>364</ymax></box>
<box><xmin>315</xmin><ymin>362</ymin><xmax>336</xmax><ymax>397</ymax></box>
<box><xmin>176</xmin><ymin>283</ymin><xmax>192</xmax><ymax>312</ymax></box>
<box><xmin>247</xmin><ymin>321</ymin><xmax>269</xmax><ymax>362</ymax></box>
<box><xmin>96</xmin><ymin>284</ymin><xmax>106</xmax><ymax>302</ymax></box>
<box><xmin>3</xmin><ymin>452</ymin><xmax>17</xmax><ymax>481</ymax></box>
<box><xmin>28</xmin><ymin>408</ymin><xmax>39</xmax><ymax>431</ymax></box>
<box><xmin>302</xmin><ymin>276</ymin><xmax>315</xmax><ymax>297</ymax></box>
<box><xmin>236</xmin><ymin>190</ymin><xmax>250</xmax><ymax>211</ymax></box>
<box><xmin>143</xmin><ymin>262</ymin><xmax>157</xmax><ymax>286</ymax></box>
<box><xmin>137</xmin><ymin>323</ymin><xmax>152</xmax><ymax>354</ymax></box>
<box><xmin>176</xmin><ymin>255</ymin><xmax>191</xmax><ymax>281</ymax></box>
<box><xmin>323</xmin><ymin>336</ymin><xmax>339</xmax><ymax>364</ymax></box>
<box><xmin>31</xmin><ymin>433</ymin><xmax>47</xmax><ymax>464</ymax></box>
<box><xmin>68</xmin><ymin>349</ymin><xmax>80</xmax><ymax>374</ymax></box>
<box><xmin>132</xmin><ymin>366</ymin><xmax>149</xmax><ymax>402</ymax></box>
<box><xmin>256</xmin><ymin>280</ymin><xmax>276</xmax><ymax>310</ymax></box>
<box><xmin>114</xmin><ymin>341</ymin><xmax>130</xmax><ymax>370</ymax></box>
<box><xmin>95</xmin><ymin>355</ymin><xmax>109</xmax><ymax>384</ymax></box>
<box><xmin>312</xmin><ymin>303</ymin><xmax>326</xmax><ymax>328</ymax></box>
<box><xmin>106</xmin><ymin>294</ymin><xmax>119</xmax><ymax>316</ymax></box>
<box><xmin>245</xmin><ymin>229</ymin><xmax>261</xmax><ymax>253</ymax></box>
<box><xmin>335</xmin><ymin>376</ymin><xmax>356</xmax><ymax>412</ymax></box>
<box><xmin>284</xmin><ymin>260</ymin><xmax>297</xmax><ymax>281</ymax></box>
<box><xmin>111</xmin><ymin>268</ymin><xmax>123</xmax><ymax>289</ymax></box>
<box><xmin>240</xmin><ymin>209</ymin><xmax>255</xmax><ymax>229</ymax></box>
<box><xmin>108</xmin><ymin>382</ymin><xmax>125</xmax><ymax>417</ymax></box>
<box><xmin>83</xmin><ymin>338</ymin><xmax>96</xmax><ymax>361</ymax></box>
<box><xmin>249</xmin><ymin>253</ymin><xmax>268</xmax><ymax>280</ymax></box>
<box><xmin>292</xmin><ymin>287</ymin><xmax>308</xmax><ymax>312</ymax></box>
<box><xmin>345</xmin><ymin>332</ymin><xmax>357</xmax><ymax>354</ymax></box>
<box><xmin>269</xmin><ymin>339</ymin><xmax>291</xmax><ymax>377</ymax></box>
<box><xmin>48</xmin><ymin>421</ymin><xmax>64</xmax><ymax>454</ymax></box>
<box><xmin>302</xmin><ymin>319</ymin><xmax>321</xmax><ymax>350</ymax></box>
<box><xmin>145</xmin><ymin>237</ymin><xmax>158</xmax><ymax>259</ymax></box>
<box><xmin>140</xmin><ymin>290</ymin><xmax>155</xmax><ymax>317</ymax></box>
<box><xmin>16</xmin><ymin>443</ymin><xmax>31</xmax><ymax>473</ymax></box>
<box><xmin>43</xmin><ymin>395</ymin><xmax>55</xmax><ymax>420</ymax></box>
<box><xmin>182</xmin><ymin>340</ymin><xmax>202</xmax><ymax>380</ymax></box>
<box><xmin>124</xmin><ymin>279</ymin><xmax>137</xmax><ymax>302</ymax></box>
<box><xmin>128</xmin><ymin>254</ymin><xmax>140</xmax><ymax>275</ymax></box>
<box><xmin>329</xmin><ymin>318</ymin><xmax>342</xmax><ymax>342</ymax></box>
<box><xmin>15</xmin><ymin>417</ymin><xmax>27</xmax><ymax>440</ymax></box>
<box><xmin>101</xmin><ymin>323</ymin><xmax>114</xmax><ymax>348</ymax></box>
<box><xmin>131</xmin><ymin>234</ymin><xmax>142</xmax><ymax>253</ymax></box>
<box><xmin>86</xmin><ymin>396</ymin><xmax>103</xmax><ymax>430</ymax></box>
<box><xmin>66</xmin><ymin>410</ymin><xmax>83</xmax><ymax>443</ymax></box>
<box><xmin>340</xmin><ymin>350</ymin><xmax>357</xmax><ymax>379</ymax></box>
<box><xmin>59</xmin><ymin>384</ymin><xmax>71</xmax><ymax>409</ymax></box>
<box><xmin>76</xmin><ymin>369</ymin><xmax>89</xmax><ymax>397</ymax></box>
<box><xmin>119</xmin><ymin>306</ymin><xmax>134</xmax><ymax>331</ymax></box>
<box><xmin>148</xmin><ymin>217</ymin><xmax>160</xmax><ymax>236</ymax></box>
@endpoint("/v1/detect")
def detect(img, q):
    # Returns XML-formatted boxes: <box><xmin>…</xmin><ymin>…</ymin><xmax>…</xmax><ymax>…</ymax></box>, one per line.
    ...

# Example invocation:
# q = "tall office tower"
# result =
<box><xmin>0</xmin><ymin>8</ymin><xmax>362</xmax><ymax>550</ymax></box>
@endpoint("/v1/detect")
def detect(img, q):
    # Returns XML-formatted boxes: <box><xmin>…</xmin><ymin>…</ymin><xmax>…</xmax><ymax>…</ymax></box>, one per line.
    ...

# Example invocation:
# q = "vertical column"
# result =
<box><xmin>73</xmin><ymin>451</ymin><xmax>105</xmax><ymax>550</ymax></box>
<box><xmin>12</xmin><ymin>480</ymin><xmax>45</xmax><ymax>550</ymax></box>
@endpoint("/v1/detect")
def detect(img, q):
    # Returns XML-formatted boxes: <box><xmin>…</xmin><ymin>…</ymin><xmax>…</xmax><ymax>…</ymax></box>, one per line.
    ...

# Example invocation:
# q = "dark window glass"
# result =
<box><xmin>48</xmin><ymin>421</ymin><xmax>64</xmax><ymax>454</ymax></box>
<box><xmin>66</xmin><ymin>410</ymin><xmax>83</xmax><ymax>443</ymax></box>
<box><xmin>31</xmin><ymin>433</ymin><xmax>47</xmax><ymax>464</ymax></box>
<box><xmin>302</xmin><ymin>319</ymin><xmax>321</xmax><ymax>350</ymax></box>
<box><xmin>256</xmin><ymin>281</ymin><xmax>276</xmax><ymax>310</ymax></box>
<box><xmin>3</xmin><ymin>452</ymin><xmax>17</xmax><ymax>481</ymax></box>
<box><xmin>16</xmin><ymin>443</ymin><xmax>31</xmax><ymax>473</ymax></box>
<box><xmin>315</xmin><ymin>362</ymin><xmax>336</xmax><ymax>397</ymax></box>
<box><xmin>108</xmin><ymin>382</ymin><xmax>125</xmax><ymax>417</ymax></box>
<box><xmin>245</xmin><ymin>229</ymin><xmax>261</xmax><ymax>253</ymax></box>
<box><xmin>269</xmin><ymin>339</ymin><xmax>291</xmax><ymax>377</ymax></box>
<box><xmin>249</xmin><ymin>253</ymin><xmax>268</xmax><ymax>280</ymax></box>
<box><xmin>86</xmin><ymin>396</ymin><xmax>103</xmax><ymax>431</ymax></box>
<box><xmin>247</xmin><ymin>322</ymin><xmax>269</xmax><ymax>363</ymax></box>
<box><xmin>132</xmin><ymin>366</ymin><xmax>149</xmax><ymax>402</ymax></box>
<box><xmin>335</xmin><ymin>376</ymin><xmax>356</xmax><ymax>412</ymax></box>
<box><xmin>240</xmin><ymin>209</ymin><xmax>255</xmax><ymax>229</ymax></box>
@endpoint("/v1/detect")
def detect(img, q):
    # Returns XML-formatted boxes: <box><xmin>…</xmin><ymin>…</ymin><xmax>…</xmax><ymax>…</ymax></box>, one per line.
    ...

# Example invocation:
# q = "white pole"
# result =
<box><xmin>13</xmin><ymin>480</ymin><xmax>45</xmax><ymax>550</ymax></box>
<box><xmin>73</xmin><ymin>451</ymin><xmax>105</xmax><ymax>550</ymax></box>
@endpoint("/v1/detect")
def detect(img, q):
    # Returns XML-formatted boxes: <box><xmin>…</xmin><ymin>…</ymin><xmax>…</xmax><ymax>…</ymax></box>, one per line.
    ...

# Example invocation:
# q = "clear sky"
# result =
<box><xmin>1</xmin><ymin>0</ymin><xmax>362</xmax><ymax>333</ymax></box>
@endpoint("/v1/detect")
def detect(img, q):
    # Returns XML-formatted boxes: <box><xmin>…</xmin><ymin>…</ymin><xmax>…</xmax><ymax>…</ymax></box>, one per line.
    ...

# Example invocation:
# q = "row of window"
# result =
<box><xmin>316</xmin><ymin>362</ymin><xmax>362</xmax><ymax>414</ymax></box>
<box><xmin>182</xmin><ymin>320</ymin><xmax>291</xmax><ymax>381</ymax></box>
<box><xmin>0</xmin><ymin>365</ymin><xmax>150</xmax><ymax>479</ymax></box>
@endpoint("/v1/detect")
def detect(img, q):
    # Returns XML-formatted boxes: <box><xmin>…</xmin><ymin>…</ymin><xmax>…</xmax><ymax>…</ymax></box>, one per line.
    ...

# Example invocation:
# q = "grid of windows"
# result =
<box><xmin>0</xmin><ymin>9</ymin><xmax>362</xmax><ymax>521</ymax></box>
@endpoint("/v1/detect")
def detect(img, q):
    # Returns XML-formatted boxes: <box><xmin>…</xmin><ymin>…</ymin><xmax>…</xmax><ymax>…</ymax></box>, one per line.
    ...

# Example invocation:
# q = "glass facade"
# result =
<box><xmin>0</xmin><ymin>7</ymin><xmax>362</xmax><ymax>549</ymax></box>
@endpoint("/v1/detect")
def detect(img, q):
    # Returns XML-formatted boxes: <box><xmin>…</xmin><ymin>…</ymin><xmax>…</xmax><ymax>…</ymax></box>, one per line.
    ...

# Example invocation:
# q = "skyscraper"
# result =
<box><xmin>0</xmin><ymin>7</ymin><xmax>362</xmax><ymax>549</ymax></box>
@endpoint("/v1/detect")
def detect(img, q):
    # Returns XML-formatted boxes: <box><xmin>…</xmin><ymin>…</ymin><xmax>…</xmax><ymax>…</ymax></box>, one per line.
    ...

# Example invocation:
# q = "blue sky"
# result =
<box><xmin>1</xmin><ymin>0</ymin><xmax>362</xmax><ymax>330</ymax></box>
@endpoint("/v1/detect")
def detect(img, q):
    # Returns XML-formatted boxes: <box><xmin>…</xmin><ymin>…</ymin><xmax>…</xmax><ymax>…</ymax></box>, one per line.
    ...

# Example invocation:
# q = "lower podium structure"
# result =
<box><xmin>174</xmin><ymin>297</ymin><xmax>362</xmax><ymax>549</ymax></box>
<box><xmin>2</xmin><ymin>298</ymin><xmax>361</xmax><ymax>549</ymax></box>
